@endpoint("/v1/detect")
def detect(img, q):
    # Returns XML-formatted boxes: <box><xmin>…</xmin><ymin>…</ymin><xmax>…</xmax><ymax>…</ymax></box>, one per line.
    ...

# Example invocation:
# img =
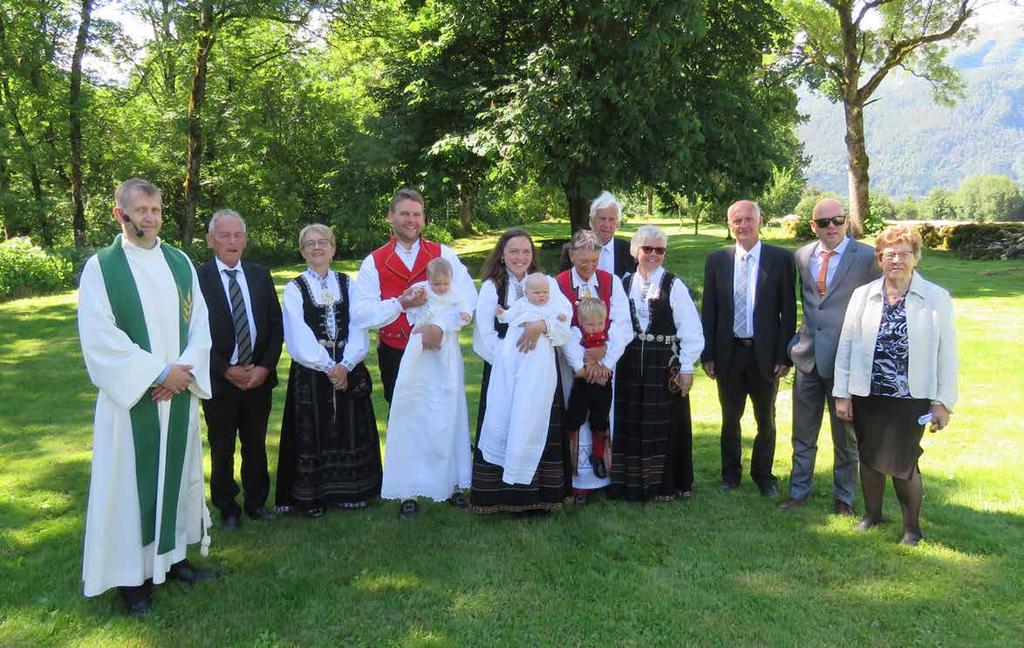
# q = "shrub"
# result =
<box><xmin>0</xmin><ymin>237</ymin><xmax>75</xmax><ymax>301</ymax></box>
<box><xmin>913</xmin><ymin>222</ymin><xmax>1024</xmax><ymax>259</ymax></box>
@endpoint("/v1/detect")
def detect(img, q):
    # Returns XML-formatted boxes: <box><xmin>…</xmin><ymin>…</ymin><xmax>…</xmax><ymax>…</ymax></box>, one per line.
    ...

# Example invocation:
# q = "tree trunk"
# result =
<box><xmin>844</xmin><ymin>100</ymin><xmax>869</xmax><ymax>238</ymax></box>
<box><xmin>457</xmin><ymin>183</ymin><xmax>475</xmax><ymax>235</ymax></box>
<box><xmin>181</xmin><ymin>1</ymin><xmax>215</xmax><ymax>247</ymax></box>
<box><xmin>70</xmin><ymin>0</ymin><xmax>92</xmax><ymax>247</ymax></box>
<box><xmin>0</xmin><ymin>77</ymin><xmax>46</xmax><ymax>240</ymax></box>
<box><xmin>563</xmin><ymin>175</ymin><xmax>599</xmax><ymax>235</ymax></box>
<box><xmin>645</xmin><ymin>186</ymin><xmax>654</xmax><ymax>217</ymax></box>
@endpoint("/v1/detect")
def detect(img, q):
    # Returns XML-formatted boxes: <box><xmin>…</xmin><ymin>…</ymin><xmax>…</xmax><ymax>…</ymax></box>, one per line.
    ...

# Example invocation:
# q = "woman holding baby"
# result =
<box><xmin>470</xmin><ymin>228</ymin><xmax>575</xmax><ymax>516</ymax></box>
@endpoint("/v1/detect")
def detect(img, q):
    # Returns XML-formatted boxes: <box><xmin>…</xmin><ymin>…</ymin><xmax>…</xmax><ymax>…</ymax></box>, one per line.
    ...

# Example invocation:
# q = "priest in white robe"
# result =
<box><xmin>77</xmin><ymin>178</ymin><xmax>215</xmax><ymax>615</ymax></box>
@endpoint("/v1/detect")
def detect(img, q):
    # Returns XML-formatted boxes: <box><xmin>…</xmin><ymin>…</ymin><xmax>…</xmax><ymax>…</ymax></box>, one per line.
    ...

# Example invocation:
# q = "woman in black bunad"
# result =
<box><xmin>610</xmin><ymin>225</ymin><xmax>704</xmax><ymax>502</ymax></box>
<box><xmin>470</xmin><ymin>228</ymin><xmax>572</xmax><ymax>516</ymax></box>
<box><xmin>275</xmin><ymin>223</ymin><xmax>381</xmax><ymax>517</ymax></box>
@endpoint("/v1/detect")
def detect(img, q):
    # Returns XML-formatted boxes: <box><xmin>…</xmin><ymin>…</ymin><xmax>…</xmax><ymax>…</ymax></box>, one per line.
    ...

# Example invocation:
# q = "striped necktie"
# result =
<box><xmin>225</xmin><ymin>269</ymin><xmax>253</xmax><ymax>365</ymax></box>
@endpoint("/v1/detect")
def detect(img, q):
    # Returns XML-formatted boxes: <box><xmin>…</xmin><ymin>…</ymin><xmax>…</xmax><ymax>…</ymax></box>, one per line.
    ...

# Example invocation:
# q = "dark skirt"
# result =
<box><xmin>852</xmin><ymin>395</ymin><xmax>930</xmax><ymax>479</ymax></box>
<box><xmin>275</xmin><ymin>362</ymin><xmax>382</xmax><ymax>508</ymax></box>
<box><xmin>609</xmin><ymin>339</ymin><xmax>694</xmax><ymax>502</ymax></box>
<box><xmin>470</xmin><ymin>360</ymin><xmax>571</xmax><ymax>513</ymax></box>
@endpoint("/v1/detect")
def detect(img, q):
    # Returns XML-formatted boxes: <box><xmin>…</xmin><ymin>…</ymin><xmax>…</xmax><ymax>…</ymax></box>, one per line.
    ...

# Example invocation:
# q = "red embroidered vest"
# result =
<box><xmin>555</xmin><ymin>269</ymin><xmax>613</xmax><ymax>334</ymax></box>
<box><xmin>371</xmin><ymin>237</ymin><xmax>442</xmax><ymax>349</ymax></box>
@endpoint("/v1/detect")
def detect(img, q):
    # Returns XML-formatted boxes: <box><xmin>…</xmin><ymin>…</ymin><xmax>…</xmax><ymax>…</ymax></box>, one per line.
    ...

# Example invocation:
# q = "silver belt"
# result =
<box><xmin>318</xmin><ymin>339</ymin><xmax>346</xmax><ymax>349</ymax></box>
<box><xmin>636</xmin><ymin>333</ymin><xmax>677</xmax><ymax>343</ymax></box>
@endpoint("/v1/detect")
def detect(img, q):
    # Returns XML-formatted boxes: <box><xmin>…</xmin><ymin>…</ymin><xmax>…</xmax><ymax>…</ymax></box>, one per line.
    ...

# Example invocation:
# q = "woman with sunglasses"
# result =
<box><xmin>609</xmin><ymin>225</ymin><xmax>704</xmax><ymax>502</ymax></box>
<box><xmin>833</xmin><ymin>225</ymin><xmax>958</xmax><ymax>545</ymax></box>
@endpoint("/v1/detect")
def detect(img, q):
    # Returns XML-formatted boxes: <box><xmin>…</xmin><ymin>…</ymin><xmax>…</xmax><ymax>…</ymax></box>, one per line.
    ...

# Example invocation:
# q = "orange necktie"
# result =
<box><xmin>816</xmin><ymin>249</ymin><xmax>836</xmax><ymax>297</ymax></box>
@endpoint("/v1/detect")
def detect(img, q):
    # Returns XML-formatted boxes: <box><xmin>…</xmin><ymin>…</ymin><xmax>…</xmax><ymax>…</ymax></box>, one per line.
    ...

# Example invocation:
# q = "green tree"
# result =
<box><xmin>758</xmin><ymin>165</ymin><xmax>806</xmax><ymax>222</ymax></box>
<box><xmin>780</xmin><ymin>0</ymin><xmax>980</xmax><ymax>236</ymax></box>
<box><xmin>922</xmin><ymin>186</ymin><xmax>958</xmax><ymax>220</ymax></box>
<box><xmin>955</xmin><ymin>174</ymin><xmax>1024</xmax><ymax>222</ymax></box>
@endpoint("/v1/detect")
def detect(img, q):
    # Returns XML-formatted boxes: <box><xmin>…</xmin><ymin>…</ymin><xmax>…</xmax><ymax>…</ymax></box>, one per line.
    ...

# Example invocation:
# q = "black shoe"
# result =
<box><xmin>720</xmin><ymin>481</ymin><xmax>739</xmax><ymax>492</ymax></box>
<box><xmin>591</xmin><ymin>456</ymin><xmax>607</xmax><ymax>479</ymax></box>
<box><xmin>304</xmin><ymin>506</ymin><xmax>325</xmax><ymax>518</ymax></box>
<box><xmin>221</xmin><ymin>514</ymin><xmax>241</xmax><ymax>530</ymax></box>
<box><xmin>166</xmin><ymin>560</ymin><xmax>218</xmax><ymax>585</ymax></box>
<box><xmin>399</xmin><ymin>499</ymin><xmax>418</xmax><ymax>519</ymax></box>
<box><xmin>759</xmin><ymin>483</ymin><xmax>779</xmax><ymax>497</ymax></box>
<box><xmin>573</xmin><ymin>493</ymin><xmax>588</xmax><ymax>505</ymax></box>
<box><xmin>448</xmin><ymin>491</ymin><xmax>468</xmax><ymax>509</ymax></box>
<box><xmin>118</xmin><ymin>582</ymin><xmax>152</xmax><ymax>616</ymax></box>
<box><xmin>246</xmin><ymin>506</ymin><xmax>276</xmax><ymax>522</ymax></box>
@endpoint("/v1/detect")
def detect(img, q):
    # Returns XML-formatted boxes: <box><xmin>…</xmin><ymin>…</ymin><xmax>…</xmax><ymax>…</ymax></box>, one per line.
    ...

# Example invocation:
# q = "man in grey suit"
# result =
<box><xmin>779</xmin><ymin>198</ymin><xmax>881</xmax><ymax>515</ymax></box>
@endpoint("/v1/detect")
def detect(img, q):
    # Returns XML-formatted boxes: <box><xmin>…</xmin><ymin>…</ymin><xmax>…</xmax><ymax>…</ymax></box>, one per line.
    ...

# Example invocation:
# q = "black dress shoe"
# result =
<box><xmin>167</xmin><ymin>560</ymin><xmax>218</xmax><ymax>584</ymax></box>
<box><xmin>448</xmin><ymin>491</ymin><xmax>468</xmax><ymax>509</ymax></box>
<box><xmin>759</xmin><ymin>483</ymin><xmax>779</xmax><ymax>497</ymax></box>
<box><xmin>720</xmin><ymin>481</ymin><xmax>739</xmax><ymax>492</ymax></box>
<box><xmin>399</xmin><ymin>499</ymin><xmax>418</xmax><ymax>519</ymax></box>
<box><xmin>221</xmin><ymin>514</ymin><xmax>241</xmax><ymax>530</ymax></box>
<box><xmin>246</xmin><ymin>506</ymin><xmax>276</xmax><ymax>521</ymax></box>
<box><xmin>118</xmin><ymin>582</ymin><xmax>152</xmax><ymax>616</ymax></box>
<box><xmin>591</xmin><ymin>455</ymin><xmax>607</xmax><ymax>479</ymax></box>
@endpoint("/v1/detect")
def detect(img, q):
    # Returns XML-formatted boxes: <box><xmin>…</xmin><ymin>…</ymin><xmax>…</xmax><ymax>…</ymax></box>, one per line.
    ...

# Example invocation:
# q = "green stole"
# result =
<box><xmin>96</xmin><ymin>234</ymin><xmax>194</xmax><ymax>555</ymax></box>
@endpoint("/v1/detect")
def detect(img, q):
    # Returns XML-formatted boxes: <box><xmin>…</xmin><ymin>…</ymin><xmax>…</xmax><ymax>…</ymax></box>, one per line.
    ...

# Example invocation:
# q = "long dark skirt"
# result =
<box><xmin>275</xmin><ymin>362</ymin><xmax>382</xmax><ymax>508</ymax></box>
<box><xmin>852</xmin><ymin>395</ymin><xmax>930</xmax><ymax>479</ymax></box>
<box><xmin>609</xmin><ymin>340</ymin><xmax>694</xmax><ymax>502</ymax></box>
<box><xmin>470</xmin><ymin>360</ymin><xmax>571</xmax><ymax>513</ymax></box>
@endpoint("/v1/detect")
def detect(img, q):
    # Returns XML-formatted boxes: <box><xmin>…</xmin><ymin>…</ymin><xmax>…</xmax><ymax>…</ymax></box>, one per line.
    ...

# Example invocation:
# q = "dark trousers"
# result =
<box><xmin>201</xmin><ymin>384</ymin><xmax>273</xmax><ymax>518</ymax></box>
<box><xmin>377</xmin><ymin>343</ymin><xmax>405</xmax><ymax>405</ymax></box>
<box><xmin>565</xmin><ymin>378</ymin><xmax>612</xmax><ymax>432</ymax></box>
<box><xmin>716</xmin><ymin>343</ymin><xmax>778</xmax><ymax>487</ymax></box>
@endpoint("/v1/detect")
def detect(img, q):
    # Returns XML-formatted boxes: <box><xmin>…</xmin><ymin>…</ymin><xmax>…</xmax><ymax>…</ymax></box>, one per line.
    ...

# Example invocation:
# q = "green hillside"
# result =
<box><xmin>798</xmin><ymin>8</ymin><xmax>1024</xmax><ymax>197</ymax></box>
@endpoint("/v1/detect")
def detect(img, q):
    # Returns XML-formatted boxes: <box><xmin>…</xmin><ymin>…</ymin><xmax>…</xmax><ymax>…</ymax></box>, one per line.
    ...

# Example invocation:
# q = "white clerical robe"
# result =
<box><xmin>380</xmin><ymin>283</ymin><xmax>476</xmax><ymax>501</ymax></box>
<box><xmin>78</xmin><ymin>237</ymin><xmax>212</xmax><ymax>597</ymax></box>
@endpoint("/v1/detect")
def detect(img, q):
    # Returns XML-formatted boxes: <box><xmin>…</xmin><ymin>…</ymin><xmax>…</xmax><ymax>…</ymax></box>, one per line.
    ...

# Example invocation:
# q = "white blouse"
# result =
<box><xmin>625</xmin><ymin>267</ymin><xmax>704</xmax><ymax>372</ymax></box>
<box><xmin>282</xmin><ymin>268</ymin><xmax>369</xmax><ymax>373</ymax></box>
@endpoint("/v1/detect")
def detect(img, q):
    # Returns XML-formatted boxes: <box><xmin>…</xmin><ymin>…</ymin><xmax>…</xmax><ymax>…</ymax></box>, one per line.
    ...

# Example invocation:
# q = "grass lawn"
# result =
<box><xmin>1</xmin><ymin>219</ymin><xmax>1022</xmax><ymax>646</ymax></box>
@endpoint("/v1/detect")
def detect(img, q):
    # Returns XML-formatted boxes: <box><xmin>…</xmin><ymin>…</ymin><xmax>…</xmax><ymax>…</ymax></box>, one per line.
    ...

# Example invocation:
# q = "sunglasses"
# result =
<box><xmin>641</xmin><ymin>246</ymin><xmax>666</xmax><ymax>255</ymax></box>
<box><xmin>813</xmin><ymin>216</ymin><xmax>846</xmax><ymax>228</ymax></box>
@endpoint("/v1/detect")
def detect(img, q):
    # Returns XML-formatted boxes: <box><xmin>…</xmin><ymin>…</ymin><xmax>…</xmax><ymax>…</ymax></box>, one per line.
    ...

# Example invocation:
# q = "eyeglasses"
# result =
<box><xmin>302</xmin><ymin>239</ymin><xmax>333</xmax><ymax>249</ymax></box>
<box><xmin>813</xmin><ymin>216</ymin><xmax>846</xmax><ymax>228</ymax></box>
<box><xmin>641</xmin><ymin>246</ymin><xmax>666</xmax><ymax>255</ymax></box>
<box><xmin>880</xmin><ymin>250</ymin><xmax>914</xmax><ymax>262</ymax></box>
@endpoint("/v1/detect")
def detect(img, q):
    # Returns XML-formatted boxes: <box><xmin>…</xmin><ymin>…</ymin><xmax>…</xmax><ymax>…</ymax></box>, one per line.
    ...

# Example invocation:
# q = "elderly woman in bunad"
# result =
<box><xmin>275</xmin><ymin>224</ymin><xmax>381</xmax><ymax>518</ymax></box>
<box><xmin>470</xmin><ymin>228</ymin><xmax>574</xmax><ymax>516</ymax></box>
<box><xmin>556</xmin><ymin>229</ymin><xmax>633</xmax><ymax>504</ymax></box>
<box><xmin>609</xmin><ymin>225</ymin><xmax>704</xmax><ymax>502</ymax></box>
<box><xmin>833</xmin><ymin>225</ymin><xmax>958</xmax><ymax>546</ymax></box>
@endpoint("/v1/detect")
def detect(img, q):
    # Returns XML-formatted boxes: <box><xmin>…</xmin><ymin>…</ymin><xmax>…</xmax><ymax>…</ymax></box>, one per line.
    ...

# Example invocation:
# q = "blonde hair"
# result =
<box><xmin>298</xmin><ymin>223</ymin><xmax>335</xmax><ymax>249</ymax></box>
<box><xmin>524</xmin><ymin>272</ymin><xmax>548</xmax><ymax>292</ymax></box>
<box><xmin>427</xmin><ymin>256</ymin><xmax>452</xmax><ymax>280</ymax></box>
<box><xmin>576</xmin><ymin>296</ymin><xmax>607</xmax><ymax>326</ymax></box>
<box><xmin>875</xmin><ymin>225</ymin><xmax>922</xmax><ymax>260</ymax></box>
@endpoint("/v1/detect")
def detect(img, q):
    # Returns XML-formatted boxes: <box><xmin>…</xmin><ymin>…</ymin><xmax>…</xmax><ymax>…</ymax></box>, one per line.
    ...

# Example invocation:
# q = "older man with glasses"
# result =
<box><xmin>779</xmin><ymin>198</ymin><xmax>880</xmax><ymax>515</ymax></box>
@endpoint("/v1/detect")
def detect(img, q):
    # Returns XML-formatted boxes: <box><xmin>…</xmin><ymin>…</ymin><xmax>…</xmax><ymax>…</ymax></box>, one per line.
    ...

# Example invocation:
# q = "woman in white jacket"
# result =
<box><xmin>833</xmin><ymin>225</ymin><xmax>958</xmax><ymax>546</ymax></box>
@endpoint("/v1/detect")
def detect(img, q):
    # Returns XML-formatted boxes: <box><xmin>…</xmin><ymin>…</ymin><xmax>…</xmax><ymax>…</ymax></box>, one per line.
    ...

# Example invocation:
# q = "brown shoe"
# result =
<box><xmin>833</xmin><ymin>499</ymin><xmax>856</xmax><ymax>517</ymax></box>
<box><xmin>776</xmin><ymin>497</ymin><xmax>806</xmax><ymax>511</ymax></box>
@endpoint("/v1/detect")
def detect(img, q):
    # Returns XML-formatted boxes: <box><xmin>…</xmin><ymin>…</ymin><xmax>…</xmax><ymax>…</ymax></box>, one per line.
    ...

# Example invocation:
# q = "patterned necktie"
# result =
<box><xmin>816</xmin><ymin>249</ymin><xmax>836</xmax><ymax>297</ymax></box>
<box><xmin>733</xmin><ymin>254</ymin><xmax>751</xmax><ymax>338</ymax></box>
<box><xmin>225</xmin><ymin>269</ymin><xmax>253</xmax><ymax>365</ymax></box>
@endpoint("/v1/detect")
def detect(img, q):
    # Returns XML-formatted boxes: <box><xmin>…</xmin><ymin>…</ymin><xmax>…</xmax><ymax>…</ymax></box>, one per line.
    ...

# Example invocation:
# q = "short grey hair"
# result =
<box><xmin>727</xmin><ymin>200</ymin><xmax>761</xmax><ymax>221</ymax></box>
<box><xmin>208</xmin><ymin>208</ymin><xmax>247</xmax><ymax>233</ymax></box>
<box><xmin>589</xmin><ymin>190</ymin><xmax>622</xmax><ymax>225</ymax></box>
<box><xmin>630</xmin><ymin>225</ymin><xmax>668</xmax><ymax>258</ymax></box>
<box><xmin>298</xmin><ymin>223</ymin><xmax>335</xmax><ymax>249</ymax></box>
<box><xmin>568</xmin><ymin>229</ymin><xmax>602</xmax><ymax>254</ymax></box>
<box><xmin>115</xmin><ymin>178</ymin><xmax>161</xmax><ymax>211</ymax></box>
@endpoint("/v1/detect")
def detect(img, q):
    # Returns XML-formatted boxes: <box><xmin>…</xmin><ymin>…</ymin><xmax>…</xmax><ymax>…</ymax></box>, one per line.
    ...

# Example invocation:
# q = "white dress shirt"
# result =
<box><xmin>215</xmin><ymin>257</ymin><xmax>257</xmax><ymax>365</ymax></box>
<box><xmin>598</xmin><ymin>237</ymin><xmax>616</xmax><ymax>276</ymax></box>
<box><xmin>626</xmin><ymin>267</ymin><xmax>704</xmax><ymax>373</ymax></box>
<box><xmin>733</xmin><ymin>240</ymin><xmax>762</xmax><ymax>336</ymax></box>
<box><xmin>809</xmin><ymin>235</ymin><xmax>851</xmax><ymax>291</ymax></box>
<box><xmin>351</xmin><ymin>239</ymin><xmax>477</xmax><ymax>331</ymax></box>
<box><xmin>561</xmin><ymin>267</ymin><xmax>632</xmax><ymax>371</ymax></box>
<box><xmin>282</xmin><ymin>268</ymin><xmax>368</xmax><ymax>374</ymax></box>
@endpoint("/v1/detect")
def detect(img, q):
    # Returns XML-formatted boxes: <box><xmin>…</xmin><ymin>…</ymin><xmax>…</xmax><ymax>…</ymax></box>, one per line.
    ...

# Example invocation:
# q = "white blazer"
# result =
<box><xmin>833</xmin><ymin>272</ymin><xmax>958</xmax><ymax>410</ymax></box>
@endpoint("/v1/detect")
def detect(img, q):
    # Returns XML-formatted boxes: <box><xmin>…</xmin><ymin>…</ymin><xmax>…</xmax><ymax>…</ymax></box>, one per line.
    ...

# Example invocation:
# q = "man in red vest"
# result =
<box><xmin>557</xmin><ymin>230</ymin><xmax>633</xmax><ymax>502</ymax></box>
<box><xmin>352</xmin><ymin>188</ymin><xmax>476</xmax><ymax>403</ymax></box>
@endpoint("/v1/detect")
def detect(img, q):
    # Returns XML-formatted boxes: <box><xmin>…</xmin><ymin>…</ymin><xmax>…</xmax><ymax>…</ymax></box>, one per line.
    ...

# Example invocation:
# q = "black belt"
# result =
<box><xmin>733</xmin><ymin>337</ymin><xmax>754</xmax><ymax>347</ymax></box>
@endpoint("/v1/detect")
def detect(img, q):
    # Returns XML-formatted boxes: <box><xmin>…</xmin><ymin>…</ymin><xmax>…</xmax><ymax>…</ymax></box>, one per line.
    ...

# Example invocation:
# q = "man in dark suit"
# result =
<box><xmin>779</xmin><ymin>198</ymin><xmax>881</xmax><ymax>515</ymax></box>
<box><xmin>701</xmin><ymin>200</ymin><xmax>796</xmax><ymax>495</ymax></box>
<box><xmin>559</xmin><ymin>190</ymin><xmax>634</xmax><ymax>279</ymax></box>
<box><xmin>199</xmin><ymin>209</ymin><xmax>283</xmax><ymax>529</ymax></box>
